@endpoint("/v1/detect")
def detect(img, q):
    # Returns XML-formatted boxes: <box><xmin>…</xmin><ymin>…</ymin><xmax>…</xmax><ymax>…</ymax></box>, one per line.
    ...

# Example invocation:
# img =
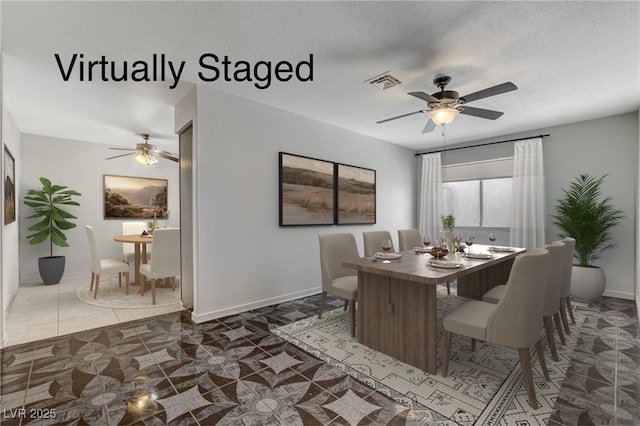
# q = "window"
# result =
<box><xmin>443</xmin><ymin>177</ymin><xmax>512</xmax><ymax>228</ymax></box>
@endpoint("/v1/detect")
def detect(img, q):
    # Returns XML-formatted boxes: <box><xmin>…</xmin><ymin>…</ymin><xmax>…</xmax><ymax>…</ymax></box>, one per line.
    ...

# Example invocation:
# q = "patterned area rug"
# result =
<box><xmin>274</xmin><ymin>287</ymin><xmax>584</xmax><ymax>425</ymax></box>
<box><xmin>77</xmin><ymin>276</ymin><xmax>180</xmax><ymax>308</ymax></box>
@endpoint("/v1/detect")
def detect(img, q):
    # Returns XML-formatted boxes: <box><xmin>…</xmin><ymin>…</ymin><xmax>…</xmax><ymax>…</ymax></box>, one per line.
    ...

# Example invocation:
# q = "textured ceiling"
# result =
<box><xmin>2</xmin><ymin>1</ymin><xmax>639</xmax><ymax>152</ymax></box>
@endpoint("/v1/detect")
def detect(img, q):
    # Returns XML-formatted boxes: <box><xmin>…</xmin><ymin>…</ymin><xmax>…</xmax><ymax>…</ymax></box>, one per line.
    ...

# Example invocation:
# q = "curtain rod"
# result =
<box><xmin>414</xmin><ymin>134</ymin><xmax>551</xmax><ymax>156</ymax></box>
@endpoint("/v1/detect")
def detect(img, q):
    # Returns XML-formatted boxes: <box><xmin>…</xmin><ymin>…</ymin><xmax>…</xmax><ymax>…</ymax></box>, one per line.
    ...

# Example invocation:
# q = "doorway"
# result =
<box><xmin>178</xmin><ymin>122</ymin><xmax>194</xmax><ymax>309</ymax></box>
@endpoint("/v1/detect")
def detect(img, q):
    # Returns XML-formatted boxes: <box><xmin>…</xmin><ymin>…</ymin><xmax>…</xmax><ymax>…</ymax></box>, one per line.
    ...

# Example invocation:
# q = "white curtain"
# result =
<box><xmin>510</xmin><ymin>138</ymin><xmax>545</xmax><ymax>251</ymax></box>
<box><xmin>418</xmin><ymin>153</ymin><xmax>442</xmax><ymax>241</ymax></box>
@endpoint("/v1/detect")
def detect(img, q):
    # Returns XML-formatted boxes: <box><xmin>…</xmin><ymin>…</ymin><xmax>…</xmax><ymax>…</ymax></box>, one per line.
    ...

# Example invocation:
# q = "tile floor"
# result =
<box><xmin>1</xmin><ymin>286</ymin><xmax>639</xmax><ymax>425</ymax></box>
<box><xmin>3</xmin><ymin>276</ymin><xmax>183</xmax><ymax>347</ymax></box>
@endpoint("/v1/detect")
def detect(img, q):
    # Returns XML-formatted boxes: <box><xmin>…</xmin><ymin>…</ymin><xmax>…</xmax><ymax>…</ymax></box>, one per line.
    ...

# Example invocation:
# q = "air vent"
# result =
<box><xmin>366</xmin><ymin>72</ymin><xmax>401</xmax><ymax>90</ymax></box>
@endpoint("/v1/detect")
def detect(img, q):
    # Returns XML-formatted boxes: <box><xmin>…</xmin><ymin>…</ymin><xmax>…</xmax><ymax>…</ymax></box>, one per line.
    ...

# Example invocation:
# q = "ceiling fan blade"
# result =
<box><xmin>459</xmin><ymin>106</ymin><xmax>504</xmax><ymax>120</ymax></box>
<box><xmin>422</xmin><ymin>120</ymin><xmax>436</xmax><ymax>134</ymax></box>
<box><xmin>408</xmin><ymin>91</ymin><xmax>440</xmax><ymax>103</ymax></box>
<box><xmin>377</xmin><ymin>110</ymin><xmax>424</xmax><ymax>124</ymax></box>
<box><xmin>460</xmin><ymin>82</ymin><xmax>517</xmax><ymax>103</ymax></box>
<box><xmin>106</xmin><ymin>152</ymin><xmax>136</xmax><ymax>160</ymax></box>
<box><xmin>108</xmin><ymin>147</ymin><xmax>136</xmax><ymax>151</ymax></box>
<box><xmin>157</xmin><ymin>151</ymin><xmax>179</xmax><ymax>162</ymax></box>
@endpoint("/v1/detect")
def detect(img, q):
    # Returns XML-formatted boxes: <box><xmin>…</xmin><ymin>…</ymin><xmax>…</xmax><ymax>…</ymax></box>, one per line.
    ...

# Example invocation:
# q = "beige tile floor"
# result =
<box><xmin>3</xmin><ymin>275</ymin><xmax>184</xmax><ymax>347</ymax></box>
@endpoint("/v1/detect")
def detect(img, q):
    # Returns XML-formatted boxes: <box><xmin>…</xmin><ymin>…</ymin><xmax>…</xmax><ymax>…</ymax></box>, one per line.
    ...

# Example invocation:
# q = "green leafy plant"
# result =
<box><xmin>24</xmin><ymin>177</ymin><xmax>82</xmax><ymax>256</ymax></box>
<box><xmin>441</xmin><ymin>213</ymin><xmax>455</xmax><ymax>232</ymax></box>
<box><xmin>553</xmin><ymin>174</ymin><xmax>624</xmax><ymax>267</ymax></box>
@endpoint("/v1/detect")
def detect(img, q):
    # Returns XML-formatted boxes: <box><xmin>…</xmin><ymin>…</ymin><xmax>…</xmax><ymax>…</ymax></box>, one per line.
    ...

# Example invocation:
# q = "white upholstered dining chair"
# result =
<box><xmin>397</xmin><ymin>229</ymin><xmax>422</xmax><ymax>251</ymax></box>
<box><xmin>139</xmin><ymin>228</ymin><xmax>180</xmax><ymax>305</ymax></box>
<box><xmin>363</xmin><ymin>230</ymin><xmax>395</xmax><ymax>257</ymax></box>
<box><xmin>85</xmin><ymin>225</ymin><xmax>130</xmax><ymax>299</ymax></box>
<box><xmin>442</xmin><ymin>249</ymin><xmax>550</xmax><ymax>409</ymax></box>
<box><xmin>122</xmin><ymin>221</ymin><xmax>151</xmax><ymax>264</ymax></box>
<box><xmin>318</xmin><ymin>233</ymin><xmax>359</xmax><ymax>337</ymax></box>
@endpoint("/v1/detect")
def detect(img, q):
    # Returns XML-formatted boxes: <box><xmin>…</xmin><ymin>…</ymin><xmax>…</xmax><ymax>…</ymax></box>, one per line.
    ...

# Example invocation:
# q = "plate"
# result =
<box><xmin>374</xmin><ymin>252</ymin><xmax>402</xmax><ymax>260</ymax></box>
<box><xmin>488</xmin><ymin>246</ymin><xmax>516</xmax><ymax>252</ymax></box>
<box><xmin>464</xmin><ymin>253</ymin><xmax>493</xmax><ymax>260</ymax></box>
<box><xmin>413</xmin><ymin>247</ymin><xmax>430</xmax><ymax>253</ymax></box>
<box><xmin>429</xmin><ymin>260</ymin><xmax>462</xmax><ymax>269</ymax></box>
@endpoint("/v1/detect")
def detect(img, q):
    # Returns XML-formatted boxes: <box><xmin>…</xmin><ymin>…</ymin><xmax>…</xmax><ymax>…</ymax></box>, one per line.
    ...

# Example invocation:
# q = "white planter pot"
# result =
<box><xmin>570</xmin><ymin>266</ymin><xmax>606</xmax><ymax>302</ymax></box>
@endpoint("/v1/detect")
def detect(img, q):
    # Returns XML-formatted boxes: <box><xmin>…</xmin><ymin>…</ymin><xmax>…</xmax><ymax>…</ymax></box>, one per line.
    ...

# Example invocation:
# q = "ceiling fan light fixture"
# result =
<box><xmin>134</xmin><ymin>151</ymin><xmax>158</xmax><ymax>165</ymax></box>
<box><xmin>429</xmin><ymin>107</ymin><xmax>459</xmax><ymax>126</ymax></box>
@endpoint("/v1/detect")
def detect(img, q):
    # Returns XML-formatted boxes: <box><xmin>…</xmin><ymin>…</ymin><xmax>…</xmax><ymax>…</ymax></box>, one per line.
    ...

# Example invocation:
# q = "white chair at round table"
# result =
<box><xmin>85</xmin><ymin>225</ymin><xmax>130</xmax><ymax>299</ymax></box>
<box><xmin>122</xmin><ymin>221</ymin><xmax>151</xmax><ymax>265</ymax></box>
<box><xmin>139</xmin><ymin>228</ymin><xmax>180</xmax><ymax>304</ymax></box>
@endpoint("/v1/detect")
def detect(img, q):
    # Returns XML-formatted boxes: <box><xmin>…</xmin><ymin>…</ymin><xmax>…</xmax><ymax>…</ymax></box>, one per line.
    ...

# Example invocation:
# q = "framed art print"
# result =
<box><xmin>279</xmin><ymin>152</ymin><xmax>335</xmax><ymax>226</ymax></box>
<box><xmin>336</xmin><ymin>163</ymin><xmax>376</xmax><ymax>225</ymax></box>
<box><xmin>4</xmin><ymin>145</ymin><xmax>16</xmax><ymax>225</ymax></box>
<box><xmin>104</xmin><ymin>175</ymin><xmax>168</xmax><ymax>219</ymax></box>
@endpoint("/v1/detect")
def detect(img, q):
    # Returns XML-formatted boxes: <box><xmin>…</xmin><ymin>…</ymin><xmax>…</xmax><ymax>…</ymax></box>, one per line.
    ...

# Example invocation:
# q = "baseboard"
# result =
<box><xmin>602</xmin><ymin>289</ymin><xmax>634</xmax><ymax>300</ymax></box>
<box><xmin>191</xmin><ymin>286</ymin><xmax>321</xmax><ymax>323</ymax></box>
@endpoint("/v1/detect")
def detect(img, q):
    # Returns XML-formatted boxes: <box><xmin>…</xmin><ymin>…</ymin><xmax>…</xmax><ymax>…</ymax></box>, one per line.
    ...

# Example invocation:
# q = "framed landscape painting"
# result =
<box><xmin>104</xmin><ymin>175</ymin><xmax>168</xmax><ymax>219</ymax></box>
<box><xmin>336</xmin><ymin>163</ymin><xmax>376</xmax><ymax>225</ymax></box>
<box><xmin>4</xmin><ymin>145</ymin><xmax>16</xmax><ymax>225</ymax></box>
<box><xmin>279</xmin><ymin>152</ymin><xmax>335</xmax><ymax>226</ymax></box>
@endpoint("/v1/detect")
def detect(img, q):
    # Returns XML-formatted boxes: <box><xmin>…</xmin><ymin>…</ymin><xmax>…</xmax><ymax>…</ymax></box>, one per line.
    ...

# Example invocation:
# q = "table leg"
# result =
<box><xmin>357</xmin><ymin>271</ymin><xmax>438</xmax><ymax>374</ymax></box>
<box><xmin>134</xmin><ymin>244</ymin><xmax>141</xmax><ymax>285</ymax></box>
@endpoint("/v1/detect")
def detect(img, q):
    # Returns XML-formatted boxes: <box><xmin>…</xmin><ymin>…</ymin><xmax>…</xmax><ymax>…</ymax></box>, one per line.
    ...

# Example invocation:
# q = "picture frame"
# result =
<box><xmin>279</xmin><ymin>152</ymin><xmax>335</xmax><ymax>226</ymax></box>
<box><xmin>4</xmin><ymin>145</ymin><xmax>16</xmax><ymax>225</ymax></box>
<box><xmin>104</xmin><ymin>174</ymin><xmax>168</xmax><ymax>219</ymax></box>
<box><xmin>336</xmin><ymin>163</ymin><xmax>376</xmax><ymax>225</ymax></box>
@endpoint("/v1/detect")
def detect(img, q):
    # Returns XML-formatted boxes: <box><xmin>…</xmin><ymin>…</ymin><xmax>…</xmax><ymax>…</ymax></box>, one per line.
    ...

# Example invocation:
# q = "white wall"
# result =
<box><xmin>19</xmin><ymin>134</ymin><xmax>180</xmax><ymax>283</ymax></box>
<box><xmin>435</xmin><ymin>111</ymin><xmax>638</xmax><ymax>299</ymax></box>
<box><xmin>2</xmin><ymin>110</ymin><xmax>20</xmax><ymax>311</ymax></box>
<box><xmin>192</xmin><ymin>86</ymin><xmax>416</xmax><ymax>321</ymax></box>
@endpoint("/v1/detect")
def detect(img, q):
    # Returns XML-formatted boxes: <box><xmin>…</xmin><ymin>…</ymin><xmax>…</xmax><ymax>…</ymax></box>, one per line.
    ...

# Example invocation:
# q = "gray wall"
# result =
<box><xmin>191</xmin><ymin>86</ymin><xmax>416</xmax><ymax>321</ymax></box>
<box><xmin>19</xmin><ymin>134</ymin><xmax>180</xmax><ymax>283</ymax></box>
<box><xmin>428</xmin><ymin>111</ymin><xmax>638</xmax><ymax>299</ymax></box>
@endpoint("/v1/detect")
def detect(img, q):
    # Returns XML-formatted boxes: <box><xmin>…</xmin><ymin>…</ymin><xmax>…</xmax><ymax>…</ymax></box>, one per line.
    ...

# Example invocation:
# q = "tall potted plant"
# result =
<box><xmin>552</xmin><ymin>174</ymin><xmax>624</xmax><ymax>301</ymax></box>
<box><xmin>24</xmin><ymin>177</ymin><xmax>81</xmax><ymax>285</ymax></box>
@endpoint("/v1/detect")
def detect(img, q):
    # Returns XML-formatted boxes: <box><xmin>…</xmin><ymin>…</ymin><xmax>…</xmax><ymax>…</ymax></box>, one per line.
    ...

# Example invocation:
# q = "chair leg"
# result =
<box><xmin>118</xmin><ymin>273</ymin><xmax>122</xmax><ymax>287</ymax></box>
<box><xmin>344</xmin><ymin>299</ymin><xmax>349</xmax><ymax>311</ymax></box>
<box><xmin>90</xmin><ymin>272</ymin><xmax>95</xmax><ymax>291</ymax></box>
<box><xmin>446</xmin><ymin>282</ymin><xmax>451</xmax><ymax>295</ymax></box>
<box><xmin>518</xmin><ymin>348</ymin><xmax>539</xmax><ymax>409</ymax></box>
<box><xmin>442</xmin><ymin>330</ymin><xmax>452</xmax><ymax>377</ymax></box>
<box><xmin>471</xmin><ymin>338</ymin><xmax>476</xmax><ymax>352</ymax></box>
<box><xmin>125</xmin><ymin>272</ymin><xmax>130</xmax><ymax>295</ymax></box>
<box><xmin>349</xmin><ymin>299</ymin><xmax>356</xmax><ymax>338</ymax></box>
<box><xmin>535</xmin><ymin>339</ymin><xmax>550</xmax><ymax>381</ymax></box>
<box><xmin>318</xmin><ymin>291</ymin><xmax>327</xmax><ymax>319</ymax></box>
<box><xmin>152</xmin><ymin>279</ymin><xmax>158</xmax><ymax>305</ymax></box>
<box><xmin>543</xmin><ymin>316</ymin><xmax>559</xmax><ymax>362</ymax></box>
<box><xmin>554</xmin><ymin>313</ymin><xmax>567</xmax><ymax>346</ymax></box>
<box><xmin>559</xmin><ymin>299</ymin><xmax>571</xmax><ymax>335</ymax></box>
<box><xmin>93</xmin><ymin>274</ymin><xmax>101</xmax><ymax>299</ymax></box>
<box><xmin>566</xmin><ymin>296</ymin><xmax>576</xmax><ymax>324</ymax></box>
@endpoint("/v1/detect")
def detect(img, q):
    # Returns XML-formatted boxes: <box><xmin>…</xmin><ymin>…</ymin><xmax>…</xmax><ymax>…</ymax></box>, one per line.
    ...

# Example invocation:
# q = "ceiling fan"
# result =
<box><xmin>106</xmin><ymin>134</ymin><xmax>178</xmax><ymax>165</ymax></box>
<box><xmin>377</xmin><ymin>75</ymin><xmax>518</xmax><ymax>133</ymax></box>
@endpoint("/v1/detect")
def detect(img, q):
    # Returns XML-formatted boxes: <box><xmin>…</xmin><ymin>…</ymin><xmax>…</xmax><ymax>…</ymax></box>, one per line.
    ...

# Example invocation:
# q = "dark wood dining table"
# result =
<box><xmin>343</xmin><ymin>244</ymin><xmax>525</xmax><ymax>374</ymax></box>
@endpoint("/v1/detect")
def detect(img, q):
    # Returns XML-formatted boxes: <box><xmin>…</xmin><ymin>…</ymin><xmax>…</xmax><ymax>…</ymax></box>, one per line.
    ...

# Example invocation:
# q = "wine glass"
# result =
<box><xmin>465</xmin><ymin>233</ymin><xmax>475</xmax><ymax>254</ymax></box>
<box><xmin>382</xmin><ymin>239</ymin><xmax>392</xmax><ymax>252</ymax></box>
<box><xmin>422</xmin><ymin>235</ymin><xmax>431</xmax><ymax>247</ymax></box>
<box><xmin>488</xmin><ymin>233</ymin><xmax>497</xmax><ymax>246</ymax></box>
